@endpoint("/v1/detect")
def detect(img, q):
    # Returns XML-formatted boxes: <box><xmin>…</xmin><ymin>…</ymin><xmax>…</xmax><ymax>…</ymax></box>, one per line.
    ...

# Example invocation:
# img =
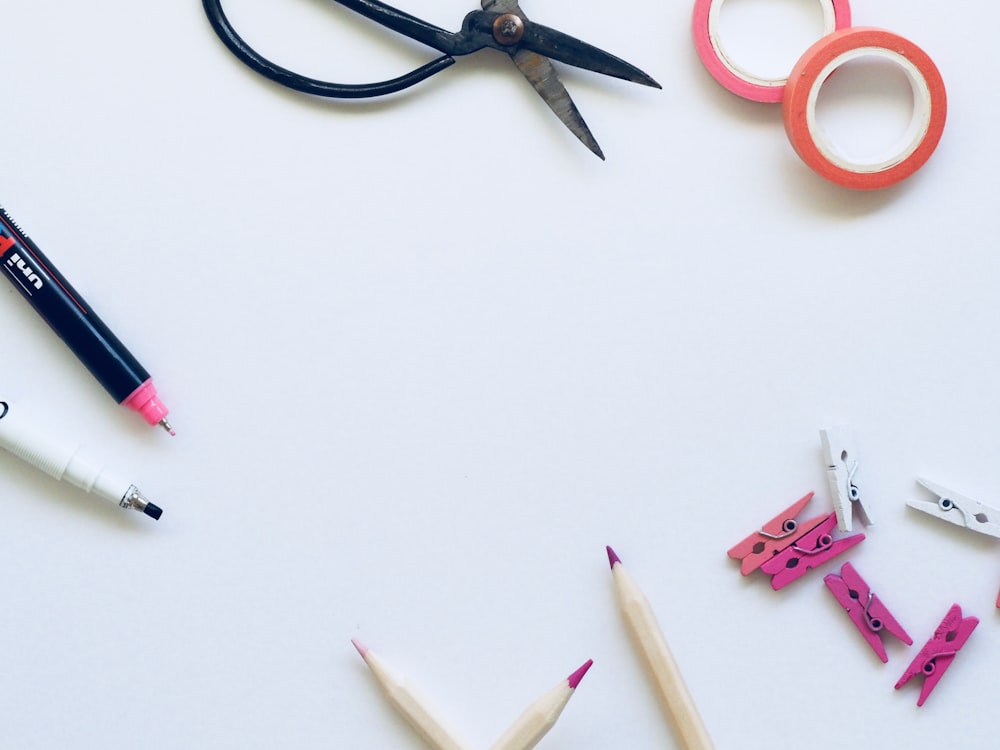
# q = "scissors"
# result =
<box><xmin>202</xmin><ymin>0</ymin><xmax>660</xmax><ymax>159</ymax></box>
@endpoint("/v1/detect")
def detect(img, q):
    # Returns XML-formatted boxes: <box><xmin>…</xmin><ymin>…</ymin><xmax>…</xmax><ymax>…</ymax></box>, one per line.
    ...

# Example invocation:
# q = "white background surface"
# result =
<box><xmin>0</xmin><ymin>1</ymin><xmax>996</xmax><ymax>748</ymax></box>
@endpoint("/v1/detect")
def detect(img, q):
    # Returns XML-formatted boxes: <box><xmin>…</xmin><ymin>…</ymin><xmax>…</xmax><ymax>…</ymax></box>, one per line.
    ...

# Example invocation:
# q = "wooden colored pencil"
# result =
<box><xmin>607</xmin><ymin>547</ymin><xmax>714</xmax><ymax>750</ymax></box>
<box><xmin>352</xmin><ymin>639</ymin><xmax>472</xmax><ymax>750</ymax></box>
<box><xmin>488</xmin><ymin>659</ymin><xmax>593</xmax><ymax>750</ymax></box>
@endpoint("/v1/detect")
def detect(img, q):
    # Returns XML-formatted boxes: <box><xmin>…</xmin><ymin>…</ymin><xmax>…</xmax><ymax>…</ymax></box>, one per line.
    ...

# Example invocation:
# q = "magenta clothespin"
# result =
<box><xmin>824</xmin><ymin>562</ymin><xmax>912</xmax><ymax>662</ymax></box>
<box><xmin>727</xmin><ymin>492</ymin><xmax>827</xmax><ymax>575</ymax></box>
<box><xmin>895</xmin><ymin>604</ymin><xmax>978</xmax><ymax>706</ymax></box>
<box><xmin>760</xmin><ymin>513</ymin><xmax>864</xmax><ymax>590</ymax></box>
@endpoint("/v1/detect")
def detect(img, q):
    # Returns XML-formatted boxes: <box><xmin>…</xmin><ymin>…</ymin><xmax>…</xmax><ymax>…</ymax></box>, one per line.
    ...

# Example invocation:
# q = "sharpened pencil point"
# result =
<box><xmin>606</xmin><ymin>545</ymin><xmax>621</xmax><ymax>568</ymax></box>
<box><xmin>351</xmin><ymin>638</ymin><xmax>368</xmax><ymax>658</ymax></box>
<box><xmin>567</xmin><ymin>659</ymin><xmax>593</xmax><ymax>689</ymax></box>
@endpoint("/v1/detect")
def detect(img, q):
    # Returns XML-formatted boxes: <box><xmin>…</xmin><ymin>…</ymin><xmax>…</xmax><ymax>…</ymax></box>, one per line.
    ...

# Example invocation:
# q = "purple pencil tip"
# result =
<box><xmin>351</xmin><ymin>638</ymin><xmax>368</xmax><ymax>658</ymax></box>
<box><xmin>606</xmin><ymin>546</ymin><xmax>621</xmax><ymax>569</ymax></box>
<box><xmin>567</xmin><ymin>659</ymin><xmax>594</xmax><ymax>689</ymax></box>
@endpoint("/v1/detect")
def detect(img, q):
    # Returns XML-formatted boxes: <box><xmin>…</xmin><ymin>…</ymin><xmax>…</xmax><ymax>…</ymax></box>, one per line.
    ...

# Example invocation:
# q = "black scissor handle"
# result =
<box><xmin>202</xmin><ymin>0</ymin><xmax>455</xmax><ymax>98</ymax></box>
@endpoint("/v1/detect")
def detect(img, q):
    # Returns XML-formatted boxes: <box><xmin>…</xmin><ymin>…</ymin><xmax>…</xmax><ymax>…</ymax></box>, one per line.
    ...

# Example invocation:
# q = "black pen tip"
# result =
<box><xmin>144</xmin><ymin>503</ymin><xmax>163</xmax><ymax>520</ymax></box>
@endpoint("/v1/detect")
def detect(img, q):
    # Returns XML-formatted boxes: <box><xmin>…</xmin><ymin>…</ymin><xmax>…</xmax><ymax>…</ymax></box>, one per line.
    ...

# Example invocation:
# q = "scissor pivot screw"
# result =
<box><xmin>493</xmin><ymin>13</ymin><xmax>525</xmax><ymax>45</ymax></box>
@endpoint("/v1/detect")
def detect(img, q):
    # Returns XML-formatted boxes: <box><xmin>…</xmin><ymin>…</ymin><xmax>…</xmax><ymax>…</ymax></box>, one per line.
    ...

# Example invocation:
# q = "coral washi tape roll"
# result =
<box><xmin>692</xmin><ymin>0</ymin><xmax>852</xmax><ymax>102</ymax></box>
<box><xmin>782</xmin><ymin>27</ymin><xmax>947</xmax><ymax>190</ymax></box>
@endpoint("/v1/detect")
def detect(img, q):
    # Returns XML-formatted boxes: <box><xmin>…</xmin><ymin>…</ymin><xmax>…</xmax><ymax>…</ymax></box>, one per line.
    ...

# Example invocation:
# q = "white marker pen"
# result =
<box><xmin>0</xmin><ymin>400</ymin><xmax>162</xmax><ymax>519</ymax></box>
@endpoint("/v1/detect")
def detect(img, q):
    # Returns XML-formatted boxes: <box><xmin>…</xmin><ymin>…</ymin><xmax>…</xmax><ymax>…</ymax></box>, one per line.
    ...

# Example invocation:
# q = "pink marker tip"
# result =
<box><xmin>606</xmin><ymin>546</ymin><xmax>621</xmax><ymax>569</ymax></box>
<box><xmin>567</xmin><ymin>659</ymin><xmax>593</xmax><ymax>689</ymax></box>
<box><xmin>123</xmin><ymin>379</ymin><xmax>172</xmax><ymax>430</ymax></box>
<box><xmin>351</xmin><ymin>638</ymin><xmax>368</xmax><ymax>658</ymax></box>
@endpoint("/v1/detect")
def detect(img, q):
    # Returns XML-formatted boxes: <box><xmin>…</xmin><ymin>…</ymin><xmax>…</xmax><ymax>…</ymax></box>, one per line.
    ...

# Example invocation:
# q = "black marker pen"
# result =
<box><xmin>0</xmin><ymin>206</ymin><xmax>174</xmax><ymax>434</ymax></box>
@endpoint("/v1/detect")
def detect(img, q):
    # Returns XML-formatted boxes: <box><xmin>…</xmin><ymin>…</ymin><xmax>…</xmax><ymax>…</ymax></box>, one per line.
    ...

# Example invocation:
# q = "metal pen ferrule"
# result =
<box><xmin>119</xmin><ymin>485</ymin><xmax>163</xmax><ymax>520</ymax></box>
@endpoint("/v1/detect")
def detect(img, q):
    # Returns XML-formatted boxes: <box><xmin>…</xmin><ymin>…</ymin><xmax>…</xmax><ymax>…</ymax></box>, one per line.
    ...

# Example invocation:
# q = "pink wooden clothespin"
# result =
<box><xmin>727</xmin><ymin>492</ymin><xmax>826</xmax><ymax>575</ymax></box>
<box><xmin>759</xmin><ymin>513</ymin><xmax>864</xmax><ymax>590</ymax></box>
<box><xmin>895</xmin><ymin>604</ymin><xmax>978</xmax><ymax>706</ymax></box>
<box><xmin>824</xmin><ymin>562</ymin><xmax>912</xmax><ymax>662</ymax></box>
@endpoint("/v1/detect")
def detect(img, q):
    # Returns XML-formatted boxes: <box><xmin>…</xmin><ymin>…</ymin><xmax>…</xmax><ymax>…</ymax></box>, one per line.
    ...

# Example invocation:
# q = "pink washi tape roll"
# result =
<box><xmin>692</xmin><ymin>0</ymin><xmax>852</xmax><ymax>103</ymax></box>
<box><xmin>783</xmin><ymin>27</ymin><xmax>947</xmax><ymax>189</ymax></box>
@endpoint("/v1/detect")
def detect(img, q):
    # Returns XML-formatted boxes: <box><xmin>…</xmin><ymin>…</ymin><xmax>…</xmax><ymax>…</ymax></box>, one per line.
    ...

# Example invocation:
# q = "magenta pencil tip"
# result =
<box><xmin>567</xmin><ymin>659</ymin><xmax>594</xmax><ymax>689</ymax></box>
<box><xmin>606</xmin><ymin>546</ymin><xmax>621</xmax><ymax>568</ymax></box>
<box><xmin>351</xmin><ymin>638</ymin><xmax>368</xmax><ymax>657</ymax></box>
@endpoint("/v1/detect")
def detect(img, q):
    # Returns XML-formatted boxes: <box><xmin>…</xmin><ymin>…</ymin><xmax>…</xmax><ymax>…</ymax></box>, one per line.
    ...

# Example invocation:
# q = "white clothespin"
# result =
<box><xmin>820</xmin><ymin>427</ymin><xmax>873</xmax><ymax>533</ymax></box>
<box><xmin>908</xmin><ymin>478</ymin><xmax>1000</xmax><ymax>539</ymax></box>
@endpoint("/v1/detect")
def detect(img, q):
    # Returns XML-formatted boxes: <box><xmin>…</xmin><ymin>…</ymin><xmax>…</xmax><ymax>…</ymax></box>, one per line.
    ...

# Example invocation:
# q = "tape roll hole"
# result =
<box><xmin>809</xmin><ymin>50</ymin><xmax>932</xmax><ymax>174</ymax></box>
<box><xmin>714</xmin><ymin>0</ymin><xmax>830</xmax><ymax>85</ymax></box>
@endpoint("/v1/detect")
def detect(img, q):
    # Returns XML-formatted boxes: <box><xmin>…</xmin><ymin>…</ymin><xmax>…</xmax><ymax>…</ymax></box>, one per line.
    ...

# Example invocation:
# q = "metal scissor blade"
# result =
<box><xmin>519</xmin><ymin>23</ymin><xmax>660</xmax><ymax>88</ymax></box>
<box><xmin>511</xmin><ymin>48</ymin><xmax>604</xmax><ymax>159</ymax></box>
<box><xmin>482</xmin><ymin>0</ymin><xmax>657</xmax><ymax>85</ymax></box>
<box><xmin>482</xmin><ymin>0</ymin><xmax>603</xmax><ymax>157</ymax></box>
<box><xmin>483</xmin><ymin>0</ymin><xmax>516</xmax><ymax>13</ymax></box>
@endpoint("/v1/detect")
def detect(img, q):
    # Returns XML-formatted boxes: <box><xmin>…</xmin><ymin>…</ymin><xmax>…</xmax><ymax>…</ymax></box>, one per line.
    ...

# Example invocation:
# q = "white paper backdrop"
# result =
<box><xmin>0</xmin><ymin>1</ymin><xmax>996</xmax><ymax>748</ymax></box>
